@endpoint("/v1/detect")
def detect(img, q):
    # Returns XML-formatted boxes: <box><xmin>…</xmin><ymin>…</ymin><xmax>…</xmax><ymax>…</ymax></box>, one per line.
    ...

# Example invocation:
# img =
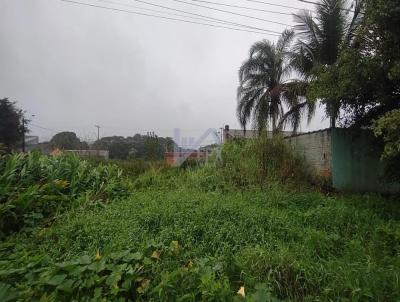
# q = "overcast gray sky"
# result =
<box><xmin>0</xmin><ymin>0</ymin><xmax>328</xmax><ymax>145</ymax></box>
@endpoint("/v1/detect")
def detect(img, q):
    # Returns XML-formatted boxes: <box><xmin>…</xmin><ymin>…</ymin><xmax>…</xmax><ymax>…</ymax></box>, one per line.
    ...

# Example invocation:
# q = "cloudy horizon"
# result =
<box><xmin>0</xmin><ymin>0</ymin><xmax>328</xmax><ymax>146</ymax></box>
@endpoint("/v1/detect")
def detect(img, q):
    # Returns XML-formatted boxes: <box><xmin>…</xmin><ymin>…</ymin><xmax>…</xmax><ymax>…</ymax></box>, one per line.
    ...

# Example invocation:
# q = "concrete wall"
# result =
<box><xmin>285</xmin><ymin>129</ymin><xmax>332</xmax><ymax>179</ymax></box>
<box><xmin>285</xmin><ymin>128</ymin><xmax>399</xmax><ymax>193</ymax></box>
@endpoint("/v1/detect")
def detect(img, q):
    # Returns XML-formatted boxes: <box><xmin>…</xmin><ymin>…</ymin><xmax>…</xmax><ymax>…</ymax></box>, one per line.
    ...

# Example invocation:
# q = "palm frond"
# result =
<box><xmin>237</xmin><ymin>30</ymin><xmax>307</xmax><ymax>132</ymax></box>
<box><xmin>316</xmin><ymin>0</ymin><xmax>346</xmax><ymax>65</ymax></box>
<box><xmin>293</xmin><ymin>10</ymin><xmax>322</xmax><ymax>59</ymax></box>
<box><xmin>278</xmin><ymin>80</ymin><xmax>316</xmax><ymax>133</ymax></box>
<box><xmin>343</xmin><ymin>0</ymin><xmax>366</xmax><ymax>47</ymax></box>
<box><xmin>276</xmin><ymin>29</ymin><xmax>295</xmax><ymax>56</ymax></box>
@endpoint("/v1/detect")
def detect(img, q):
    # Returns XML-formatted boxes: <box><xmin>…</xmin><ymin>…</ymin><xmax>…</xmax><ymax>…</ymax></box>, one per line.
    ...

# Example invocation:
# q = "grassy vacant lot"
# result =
<box><xmin>0</xmin><ymin>141</ymin><xmax>399</xmax><ymax>301</ymax></box>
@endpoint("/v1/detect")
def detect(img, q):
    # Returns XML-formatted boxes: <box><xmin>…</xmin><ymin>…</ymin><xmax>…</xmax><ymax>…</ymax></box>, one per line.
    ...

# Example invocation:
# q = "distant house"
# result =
<box><xmin>25</xmin><ymin>136</ymin><xmax>39</xmax><ymax>146</ymax></box>
<box><xmin>21</xmin><ymin>136</ymin><xmax>39</xmax><ymax>152</ymax></box>
<box><xmin>164</xmin><ymin>151</ymin><xmax>208</xmax><ymax>167</ymax></box>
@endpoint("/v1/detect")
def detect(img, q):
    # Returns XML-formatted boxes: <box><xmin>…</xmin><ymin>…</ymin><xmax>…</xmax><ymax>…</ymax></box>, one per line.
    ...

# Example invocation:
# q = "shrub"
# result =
<box><xmin>0</xmin><ymin>243</ymin><xmax>245</xmax><ymax>301</ymax></box>
<box><xmin>220</xmin><ymin>135</ymin><xmax>314</xmax><ymax>189</ymax></box>
<box><xmin>0</xmin><ymin>152</ymin><xmax>127</xmax><ymax>236</ymax></box>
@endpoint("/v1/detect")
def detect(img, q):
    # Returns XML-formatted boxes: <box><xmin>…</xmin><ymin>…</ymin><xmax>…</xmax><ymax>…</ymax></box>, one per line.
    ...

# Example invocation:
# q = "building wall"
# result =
<box><xmin>283</xmin><ymin>128</ymin><xmax>399</xmax><ymax>193</ymax></box>
<box><xmin>331</xmin><ymin>129</ymin><xmax>399</xmax><ymax>193</ymax></box>
<box><xmin>285</xmin><ymin>129</ymin><xmax>332</xmax><ymax>179</ymax></box>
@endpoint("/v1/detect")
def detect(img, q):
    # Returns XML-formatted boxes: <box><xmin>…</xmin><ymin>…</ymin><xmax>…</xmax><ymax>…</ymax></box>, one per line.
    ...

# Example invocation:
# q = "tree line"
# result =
<box><xmin>48</xmin><ymin>132</ymin><xmax>176</xmax><ymax>160</ymax></box>
<box><xmin>0</xmin><ymin>99</ymin><xmax>175</xmax><ymax>160</ymax></box>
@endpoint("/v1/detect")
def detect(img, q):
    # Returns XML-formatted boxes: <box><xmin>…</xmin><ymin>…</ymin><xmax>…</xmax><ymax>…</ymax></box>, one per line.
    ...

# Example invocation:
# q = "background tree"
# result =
<box><xmin>237</xmin><ymin>30</ymin><xmax>312</xmax><ymax>133</ymax></box>
<box><xmin>373</xmin><ymin>109</ymin><xmax>400</xmax><ymax>182</ymax></box>
<box><xmin>0</xmin><ymin>98</ymin><xmax>27</xmax><ymax>152</ymax></box>
<box><xmin>92</xmin><ymin>136</ymin><xmax>132</xmax><ymax>159</ymax></box>
<box><xmin>50</xmin><ymin>132</ymin><xmax>83</xmax><ymax>150</ymax></box>
<box><xmin>306</xmin><ymin>0</ymin><xmax>399</xmax><ymax>134</ymax></box>
<box><xmin>373</xmin><ymin>110</ymin><xmax>400</xmax><ymax>161</ymax></box>
<box><xmin>303</xmin><ymin>0</ymin><xmax>400</xmax><ymax>178</ymax></box>
<box><xmin>292</xmin><ymin>0</ymin><xmax>364</xmax><ymax>127</ymax></box>
<box><xmin>92</xmin><ymin>134</ymin><xmax>176</xmax><ymax>160</ymax></box>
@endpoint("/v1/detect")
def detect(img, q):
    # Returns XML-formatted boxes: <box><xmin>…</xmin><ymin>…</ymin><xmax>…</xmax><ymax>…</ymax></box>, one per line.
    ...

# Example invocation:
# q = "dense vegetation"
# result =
<box><xmin>92</xmin><ymin>134</ymin><xmax>176</xmax><ymax>160</ymax></box>
<box><xmin>0</xmin><ymin>152</ymin><xmax>127</xmax><ymax>237</ymax></box>
<box><xmin>50</xmin><ymin>132</ymin><xmax>89</xmax><ymax>151</ymax></box>
<box><xmin>37</xmin><ymin>132</ymin><xmax>176</xmax><ymax>161</ymax></box>
<box><xmin>0</xmin><ymin>98</ymin><xmax>27</xmax><ymax>152</ymax></box>
<box><xmin>0</xmin><ymin>138</ymin><xmax>399</xmax><ymax>301</ymax></box>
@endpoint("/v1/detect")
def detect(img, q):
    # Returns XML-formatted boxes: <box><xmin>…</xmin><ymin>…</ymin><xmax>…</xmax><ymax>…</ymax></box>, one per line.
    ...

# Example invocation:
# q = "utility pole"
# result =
<box><xmin>95</xmin><ymin>125</ymin><xmax>101</xmax><ymax>141</ymax></box>
<box><xmin>22</xmin><ymin>114</ymin><xmax>35</xmax><ymax>152</ymax></box>
<box><xmin>94</xmin><ymin>125</ymin><xmax>101</xmax><ymax>157</ymax></box>
<box><xmin>22</xmin><ymin>118</ymin><xmax>26</xmax><ymax>153</ymax></box>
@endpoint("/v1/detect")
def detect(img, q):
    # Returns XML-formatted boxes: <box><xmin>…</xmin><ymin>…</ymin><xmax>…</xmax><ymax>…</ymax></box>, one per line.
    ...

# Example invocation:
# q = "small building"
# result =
<box><xmin>285</xmin><ymin>128</ymin><xmax>399</xmax><ymax>193</ymax></box>
<box><xmin>25</xmin><ymin>136</ymin><xmax>39</xmax><ymax>146</ymax></box>
<box><xmin>165</xmin><ymin>151</ymin><xmax>208</xmax><ymax>167</ymax></box>
<box><xmin>64</xmin><ymin>149</ymin><xmax>109</xmax><ymax>160</ymax></box>
<box><xmin>18</xmin><ymin>136</ymin><xmax>40</xmax><ymax>152</ymax></box>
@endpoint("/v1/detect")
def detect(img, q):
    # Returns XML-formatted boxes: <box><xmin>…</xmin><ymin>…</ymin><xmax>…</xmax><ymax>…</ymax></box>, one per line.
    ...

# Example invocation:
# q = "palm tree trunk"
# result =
<box><xmin>330</xmin><ymin>115</ymin><xmax>336</xmax><ymax>129</ymax></box>
<box><xmin>272</xmin><ymin>117</ymin><xmax>277</xmax><ymax>135</ymax></box>
<box><xmin>327</xmin><ymin>100</ymin><xmax>337</xmax><ymax>129</ymax></box>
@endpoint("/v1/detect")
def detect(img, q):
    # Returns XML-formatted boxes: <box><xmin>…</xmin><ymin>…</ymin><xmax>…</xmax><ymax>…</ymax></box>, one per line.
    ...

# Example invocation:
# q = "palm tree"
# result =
<box><xmin>237</xmin><ymin>29</ymin><xmax>311</xmax><ymax>133</ymax></box>
<box><xmin>288</xmin><ymin>0</ymin><xmax>364</xmax><ymax>128</ymax></box>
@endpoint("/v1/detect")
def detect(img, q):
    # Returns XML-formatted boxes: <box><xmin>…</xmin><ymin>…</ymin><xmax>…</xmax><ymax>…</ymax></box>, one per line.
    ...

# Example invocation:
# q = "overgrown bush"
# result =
<box><xmin>131</xmin><ymin>135</ymin><xmax>315</xmax><ymax>193</ymax></box>
<box><xmin>220</xmin><ymin>135</ymin><xmax>314</xmax><ymax>189</ymax></box>
<box><xmin>0</xmin><ymin>152</ymin><xmax>127</xmax><ymax>236</ymax></box>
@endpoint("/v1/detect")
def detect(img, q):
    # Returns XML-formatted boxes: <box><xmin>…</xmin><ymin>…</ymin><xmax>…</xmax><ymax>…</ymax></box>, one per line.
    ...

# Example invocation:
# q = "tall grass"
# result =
<box><xmin>2</xmin><ymin>189</ymin><xmax>398</xmax><ymax>301</ymax></box>
<box><xmin>89</xmin><ymin>158</ymin><xmax>165</xmax><ymax>177</ymax></box>
<box><xmin>137</xmin><ymin>135</ymin><xmax>315</xmax><ymax>192</ymax></box>
<box><xmin>131</xmin><ymin>135</ymin><xmax>316</xmax><ymax>193</ymax></box>
<box><xmin>220</xmin><ymin>135</ymin><xmax>314</xmax><ymax>188</ymax></box>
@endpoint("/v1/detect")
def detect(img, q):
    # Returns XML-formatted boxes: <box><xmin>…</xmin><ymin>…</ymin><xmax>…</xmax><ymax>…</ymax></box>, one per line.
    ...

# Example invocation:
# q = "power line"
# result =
<box><xmin>169</xmin><ymin>0</ymin><xmax>292</xmax><ymax>26</ymax></box>
<box><xmin>30</xmin><ymin>123</ymin><xmax>95</xmax><ymax>135</ymax></box>
<box><xmin>131</xmin><ymin>0</ymin><xmax>282</xmax><ymax>34</ymax></box>
<box><xmin>297</xmin><ymin>0</ymin><xmax>360</xmax><ymax>14</ymax></box>
<box><xmin>30</xmin><ymin>123</ymin><xmax>59</xmax><ymax>133</ymax></box>
<box><xmin>96</xmin><ymin>0</ymin><xmax>281</xmax><ymax>34</ymax></box>
<box><xmin>189</xmin><ymin>0</ymin><xmax>294</xmax><ymax>16</ymax></box>
<box><xmin>241</xmin><ymin>0</ymin><xmax>307</xmax><ymax>11</ymax></box>
<box><xmin>97</xmin><ymin>0</ymin><xmax>256</xmax><ymax>25</ymax></box>
<box><xmin>97</xmin><ymin>0</ymin><xmax>244</xmax><ymax>26</ymax></box>
<box><xmin>60</xmin><ymin>0</ymin><xmax>279</xmax><ymax>35</ymax></box>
